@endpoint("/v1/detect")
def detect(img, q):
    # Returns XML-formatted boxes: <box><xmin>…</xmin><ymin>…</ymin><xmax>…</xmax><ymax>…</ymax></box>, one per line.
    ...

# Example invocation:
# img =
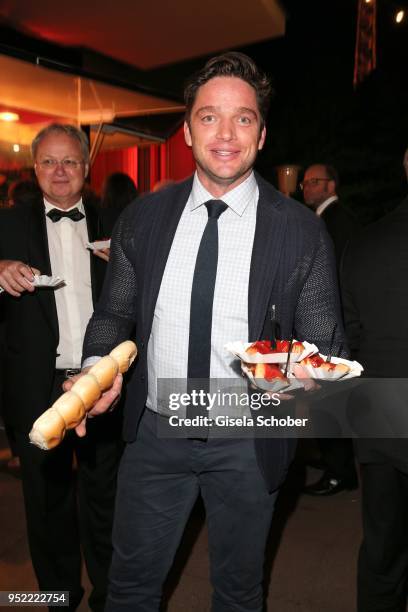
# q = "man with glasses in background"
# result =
<box><xmin>301</xmin><ymin>163</ymin><xmax>359</xmax><ymax>496</ymax></box>
<box><xmin>0</xmin><ymin>124</ymin><xmax>122</xmax><ymax>611</ymax></box>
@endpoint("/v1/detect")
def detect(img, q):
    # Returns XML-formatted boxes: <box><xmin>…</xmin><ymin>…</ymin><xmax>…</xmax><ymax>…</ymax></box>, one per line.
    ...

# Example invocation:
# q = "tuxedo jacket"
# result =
<box><xmin>341</xmin><ymin>197</ymin><xmax>408</xmax><ymax>469</ymax></box>
<box><xmin>83</xmin><ymin>173</ymin><xmax>345</xmax><ymax>492</ymax></box>
<box><xmin>0</xmin><ymin>196</ymin><xmax>106</xmax><ymax>431</ymax></box>
<box><xmin>320</xmin><ymin>200</ymin><xmax>360</xmax><ymax>268</ymax></box>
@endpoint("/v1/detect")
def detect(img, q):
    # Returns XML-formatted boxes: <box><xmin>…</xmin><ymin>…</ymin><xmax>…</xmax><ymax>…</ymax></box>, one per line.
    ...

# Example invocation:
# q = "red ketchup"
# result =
<box><xmin>264</xmin><ymin>364</ymin><xmax>286</xmax><ymax>381</ymax></box>
<box><xmin>249</xmin><ymin>340</ymin><xmax>303</xmax><ymax>354</ymax></box>
<box><xmin>308</xmin><ymin>354</ymin><xmax>335</xmax><ymax>371</ymax></box>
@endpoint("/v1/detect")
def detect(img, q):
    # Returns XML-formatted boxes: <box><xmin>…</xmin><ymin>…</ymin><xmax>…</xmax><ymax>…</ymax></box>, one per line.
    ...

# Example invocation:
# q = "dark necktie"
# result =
<box><xmin>47</xmin><ymin>208</ymin><xmax>85</xmax><ymax>223</ymax></box>
<box><xmin>187</xmin><ymin>199</ymin><xmax>228</xmax><ymax>435</ymax></box>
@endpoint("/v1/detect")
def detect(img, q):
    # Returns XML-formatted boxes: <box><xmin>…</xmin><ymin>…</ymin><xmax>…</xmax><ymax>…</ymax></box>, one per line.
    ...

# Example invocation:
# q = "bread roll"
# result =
<box><xmin>247</xmin><ymin>362</ymin><xmax>287</xmax><ymax>382</ymax></box>
<box><xmin>300</xmin><ymin>355</ymin><xmax>350</xmax><ymax>377</ymax></box>
<box><xmin>29</xmin><ymin>408</ymin><xmax>66</xmax><ymax>450</ymax></box>
<box><xmin>246</xmin><ymin>340</ymin><xmax>304</xmax><ymax>355</ymax></box>
<box><xmin>71</xmin><ymin>374</ymin><xmax>101</xmax><ymax>409</ymax></box>
<box><xmin>254</xmin><ymin>363</ymin><xmax>287</xmax><ymax>381</ymax></box>
<box><xmin>52</xmin><ymin>391</ymin><xmax>86</xmax><ymax>428</ymax></box>
<box><xmin>109</xmin><ymin>340</ymin><xmax>137</xmax><ymax>373</ymax></box>
<box><xmin>321</xmin><ymin>362</ymin><xmax>349</xmax><ymax>376</ymax></box>
<box><xmin>90</xmin><ymin>356</ymin><xmax>118</xmax><ymax>391</ymax></box>
<box><xmin>29</xmin><ymin>340</ymin><xmax>137</xmax><ymax>450</ymax></box>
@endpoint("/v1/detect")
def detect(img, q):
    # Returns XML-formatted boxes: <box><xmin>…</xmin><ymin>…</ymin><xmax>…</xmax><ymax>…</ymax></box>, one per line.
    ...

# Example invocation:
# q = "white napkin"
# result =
<box><xmin>87</xmin><ymin>239</ymin><xmax>111</xmax><ymax>251</ymax></box>
<box><xmin>33</xmin><ymin>274</ymin><xmax>65</xmax><ymax>288</ymax></box>
<box><xmin>0</xmin><ymin>274</ymin><xmax>65</xmax><ymax>294</ymax></box>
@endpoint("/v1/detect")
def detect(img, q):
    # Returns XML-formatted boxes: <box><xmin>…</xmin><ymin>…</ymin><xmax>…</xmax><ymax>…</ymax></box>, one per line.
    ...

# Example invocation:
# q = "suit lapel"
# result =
<box><xmin>248</xmin><ymin>176</ymin><xmax>287</xmax><ymax>341</ymax></box>
<box><xmin>142</xmin><ymin>178</ymin><xmax>193</xmax><ymax>335</ymax></box>
<box><xmin>27</xmin><ymin>200</ymin><xmax>59</xmax><ymax>341</ymax></box>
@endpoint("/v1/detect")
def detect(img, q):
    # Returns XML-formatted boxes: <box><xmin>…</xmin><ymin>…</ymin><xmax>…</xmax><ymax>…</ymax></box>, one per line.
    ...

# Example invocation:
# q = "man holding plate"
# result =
<box><xmin>78</xmin><ymin>53</ymin><xmax>345</xmax><ymax>611</ymax></box>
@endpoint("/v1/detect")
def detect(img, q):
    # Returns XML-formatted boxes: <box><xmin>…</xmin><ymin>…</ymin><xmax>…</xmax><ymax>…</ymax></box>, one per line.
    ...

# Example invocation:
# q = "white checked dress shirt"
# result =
<box><xmin>45</xmin><ymin>198</ymin><xmax>94</xmax><ymax>369</ymax></box>
<box><xmin>146</xmin><ymin>172</ymin><xmax>258</xmax><ymax>412</ymax></box>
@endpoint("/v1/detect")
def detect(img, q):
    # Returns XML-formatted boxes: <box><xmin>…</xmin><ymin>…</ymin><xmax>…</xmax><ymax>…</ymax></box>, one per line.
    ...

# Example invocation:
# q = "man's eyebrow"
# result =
<box><xmin>237</xmin><ymin>107</ymin><xmax>258</xmax><ymax>119</ymax></box>
<box><xmin>195</xmin><ymin>105</ymin><xmax>258</xmax><ymax>119</ymax></box>
<box><xmin>196</xmin><ymin>106</ymin><xmax>218</xmax><ymax>114</ymax></box>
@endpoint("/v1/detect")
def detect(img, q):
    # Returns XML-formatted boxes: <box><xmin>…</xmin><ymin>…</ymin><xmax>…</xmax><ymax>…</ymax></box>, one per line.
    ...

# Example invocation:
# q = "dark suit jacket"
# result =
<box><xmin>320</xmin><ymin>200</ymin><xmax>359</xmax><ymax>268</ymax></box>
<box><xmin>83</xmin><ymin>173</ymin><xmax>345</xmax><ymax>492</ymax></box>
<box><xmin>341</xmin><ymin>196</ymin><xmax>408</xmax><ymax>469</ymax></box>
<box><xmin>0</xmin><ymin>196</ymin><xmax>106</xmax><ymax>432</ymax></box>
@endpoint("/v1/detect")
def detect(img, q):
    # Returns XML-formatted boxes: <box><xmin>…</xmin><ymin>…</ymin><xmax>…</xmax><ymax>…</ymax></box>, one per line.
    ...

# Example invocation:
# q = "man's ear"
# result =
<box><xmin>258</xmin><ymin>126</ymin><xmax>266</xmax><ymax>151</ymax></box>
<box><xmin>184</xmin><ymin>121</ymin><xmax>192</xmax><ymax>147</ymax></box>
<box><xmin>84</xmin><ymin>163</ymin><xmax>90</xmax><ymax>179</ymax></box>
<box><xmin>328</xmin><ymin>179</ymin><xmax>336</xmax><ymax>196</ymax></box>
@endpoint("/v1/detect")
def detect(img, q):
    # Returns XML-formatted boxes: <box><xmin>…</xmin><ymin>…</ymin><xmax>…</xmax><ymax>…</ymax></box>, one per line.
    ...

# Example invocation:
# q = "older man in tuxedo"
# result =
<box><xmin>76</xmin><ymin>53</ymin><xmax>345</xmax><ymax>611</ymax></box>
<box><xmin>0</xmin><ymin>124</ymin><xmax>122</xmax><ymax>611</ymax></box>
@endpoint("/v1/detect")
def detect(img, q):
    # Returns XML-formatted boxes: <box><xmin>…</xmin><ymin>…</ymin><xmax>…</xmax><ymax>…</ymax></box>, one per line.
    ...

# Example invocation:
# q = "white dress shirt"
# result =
<box><xmin>316</xmin><ymin>196</ymin><xmax>338</xmax><ymax>217</ymax></box>
<box><xmin>44</xmin><ymin>198</ymin><xmax>94</xmax><ymax>369</ymax></box>
<box><xmin>147</xmin><ymin>172</ymin><xmax>258</xmax><ymax>412</ymax></box>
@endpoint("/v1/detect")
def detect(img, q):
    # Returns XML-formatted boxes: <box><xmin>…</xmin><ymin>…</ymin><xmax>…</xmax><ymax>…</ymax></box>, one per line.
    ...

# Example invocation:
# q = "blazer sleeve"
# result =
<box><xmin>294</xmin><ymin>225</ymin><xmax>347</xmax><ymax>357</ymax></box>
<box><xmin>82</xmin><ymin>209</ymin><xmax>137</xmax><ymax>361</ymax></box>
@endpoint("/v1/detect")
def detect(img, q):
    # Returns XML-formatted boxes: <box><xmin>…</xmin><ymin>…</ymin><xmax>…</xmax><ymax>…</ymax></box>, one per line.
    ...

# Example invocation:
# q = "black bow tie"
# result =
<box><xmin>47</xmin><ymin>208</ymin><xmax>85</xmax><ymax>223</ymax></box>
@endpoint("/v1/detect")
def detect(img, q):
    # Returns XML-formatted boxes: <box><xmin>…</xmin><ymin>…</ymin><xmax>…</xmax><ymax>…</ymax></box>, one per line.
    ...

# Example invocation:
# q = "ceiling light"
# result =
<box><xmin>395</xmin><ymin>10</ymin><xmax>405</xmax><ymax>23</ymax></box>
<box><xmin>0</xmin><ymin>112</ymin><xmax>20</xmax><ymax>122</ymax></box>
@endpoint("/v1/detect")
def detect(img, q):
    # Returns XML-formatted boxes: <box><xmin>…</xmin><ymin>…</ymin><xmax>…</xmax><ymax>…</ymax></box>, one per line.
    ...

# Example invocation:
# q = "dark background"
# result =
<box><xmin>146</xmin><ymin>0</ymin><xmax>408</xmax><ymax>223</ymax></box>
<box><xmin>1</xmin><ymin>0</ymin><xmax>407</xmax><ymax>222</ymax></box>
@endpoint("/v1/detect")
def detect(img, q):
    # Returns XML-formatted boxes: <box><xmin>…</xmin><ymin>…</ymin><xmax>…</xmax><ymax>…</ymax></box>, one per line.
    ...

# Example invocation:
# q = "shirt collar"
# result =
<box><xmin>44</xmin><ymin>197</ymin><xmax>84</xmax><ymax>214</ymax></box>
<box><xmin>189</xmin><ymin>172</ymin><xmax>258</xmax><ymax>217</ymax></box>
<box><xmin>316</xmin><ymin>195</ymin><xmax>338</xmax><ymax>217</ymax></box>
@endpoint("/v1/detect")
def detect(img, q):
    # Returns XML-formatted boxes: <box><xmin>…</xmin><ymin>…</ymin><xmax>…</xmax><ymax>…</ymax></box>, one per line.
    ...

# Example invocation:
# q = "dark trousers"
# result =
<box><xmin>314</xmin><ymin>390</ymin><xmax>357</xmax><ymax>482</ymax></box>
<box><xmin>106</xmin><ymin>409</ymin><xmax>278</xmax><ymax>612</ymax></box>
<box><xmin>358</xmin><ymin>462</ymin><xmax>408</xmax><ymax>612</ymax></box>
<box><xmin>14</xmin><ymin>372</ymin><xmax>123</xmax><ymax>612</ymax></box>
<box><xmin>319</xmin><ymin>437</ymin><xmax>357</xmax><ymax>481</ymax></box>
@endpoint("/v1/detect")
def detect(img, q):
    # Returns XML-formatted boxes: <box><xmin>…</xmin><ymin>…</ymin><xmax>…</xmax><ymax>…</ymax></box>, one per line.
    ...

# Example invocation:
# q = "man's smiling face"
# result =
<box><xmin>184</xmin><ymin>76</ymin><xmax>266</xmax><ymax>197</ymax></box>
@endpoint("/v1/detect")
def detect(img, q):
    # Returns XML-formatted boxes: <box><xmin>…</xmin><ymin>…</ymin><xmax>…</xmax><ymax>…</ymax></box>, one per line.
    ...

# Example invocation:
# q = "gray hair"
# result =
<box><xmin>31</xmin><ymin>124</ymin><xmax>90</xmax><ymax>163</ymax></box>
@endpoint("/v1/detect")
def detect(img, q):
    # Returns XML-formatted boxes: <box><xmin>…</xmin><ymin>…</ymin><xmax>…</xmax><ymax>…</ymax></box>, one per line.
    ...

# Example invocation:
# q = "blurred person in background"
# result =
<box><xmin>342</xmin><ymin>147</ymin><xmax>408</xmax><ymax>612</ymax></box>
<box><xmin>301</xmin><ymin>163</ymin><xmax>359</xmax><ymax>495</ymax></box>
<box><xmin>8</xmin><ymin>179</ymin><xmax>42</xmax><ymax>208</ymax></box>
<box><xmin>100</xmin><ymin>172</ymin><xmax>138</xmax><ymax>236</ymax></box>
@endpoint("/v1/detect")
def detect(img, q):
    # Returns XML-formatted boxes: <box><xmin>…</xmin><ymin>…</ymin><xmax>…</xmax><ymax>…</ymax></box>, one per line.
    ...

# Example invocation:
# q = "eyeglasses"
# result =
<box><xmin>36</xmin><ymin>158</ymin><xmax>85</xmax><ymax>171</ymax></box>
<box><xmin>299</xmin><ymin>178</ymin><xmax>331</xmax><ymax>190</ymax></box>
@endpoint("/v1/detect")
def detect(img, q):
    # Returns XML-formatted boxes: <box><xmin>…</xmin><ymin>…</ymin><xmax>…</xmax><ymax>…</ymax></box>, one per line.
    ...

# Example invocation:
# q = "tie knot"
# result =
<box><xmin>205</xmin><ymin>199</ymin><xmax>228</xmax><ymax>220</ymax></box>
<box><xmin>47</xmin><ymin>207</ymin><xmax>85</xmax><ymax>223</ymax></box>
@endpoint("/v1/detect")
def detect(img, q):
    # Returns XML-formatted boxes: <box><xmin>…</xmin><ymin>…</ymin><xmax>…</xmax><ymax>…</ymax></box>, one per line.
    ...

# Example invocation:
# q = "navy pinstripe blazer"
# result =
<box><xmin>83</xmin><ymin>173</ymin><xmax>345</xmax><ymax>492</ymax></box>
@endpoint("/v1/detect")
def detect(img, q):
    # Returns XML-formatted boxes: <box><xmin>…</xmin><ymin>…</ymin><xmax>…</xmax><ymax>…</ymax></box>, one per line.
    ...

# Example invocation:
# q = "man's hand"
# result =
<box><xmin>63</xmin><ymin>370</ymin><xmax>123</xmax><ymax>437</ymax></box>
<box><xmin>0</xmin><ymin>260</ymin><xmax>40</xmax><ymax>297</ymax></box>
<box><xmin>93</xmin><ymin>247</ymin><xmax>110</xmax><ymax>263</ymax></box>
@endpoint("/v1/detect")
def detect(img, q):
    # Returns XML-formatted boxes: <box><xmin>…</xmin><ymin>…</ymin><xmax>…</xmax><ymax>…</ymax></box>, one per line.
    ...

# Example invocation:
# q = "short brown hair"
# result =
<box><xmin>184</xmin><ymin>52</ymin><xmax>273</xmax><ymax>129</ymax></box>
<box><xmin>31</xmin><ymin>123</ymin><xmax>90</xmax><ymax>163</ymax></box>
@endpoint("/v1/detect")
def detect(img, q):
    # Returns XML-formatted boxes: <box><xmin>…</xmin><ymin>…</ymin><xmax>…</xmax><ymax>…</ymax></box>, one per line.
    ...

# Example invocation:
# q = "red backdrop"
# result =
<box><xmin>91</xmin><ymin>125</ymin><xmax>195</xmax><ymax>194</ymax></box>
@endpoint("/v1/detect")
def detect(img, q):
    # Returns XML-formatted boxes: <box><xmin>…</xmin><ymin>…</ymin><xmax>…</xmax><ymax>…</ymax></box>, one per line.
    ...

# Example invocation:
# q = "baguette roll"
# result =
<box><xmin>29</xmin><ymin>340</ymin><xmax>137</xmax><ymax>450</ymax></box>
<box><xmin>109</xmin><ymin>341</ymin><xmax>137</xmax><ymax>373</ymax></box>
<box><xmin>52</xmin><ymin>391</ymin><xmax>86</xmax><ymax>428</ymax></box>
<box><xmin>29</xmin><ymin>408</ymin><xmax>66</xmax><ymax>450</ymax></box>
<box><xmin>71</xmin><ymin>374</ymin><xmax>101</xmax><ymax>409</ymax></box>
<box><xmin>89</xmin><ymin>356</ymin><xmax>119</xmax><ymax>391</ymax></box>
